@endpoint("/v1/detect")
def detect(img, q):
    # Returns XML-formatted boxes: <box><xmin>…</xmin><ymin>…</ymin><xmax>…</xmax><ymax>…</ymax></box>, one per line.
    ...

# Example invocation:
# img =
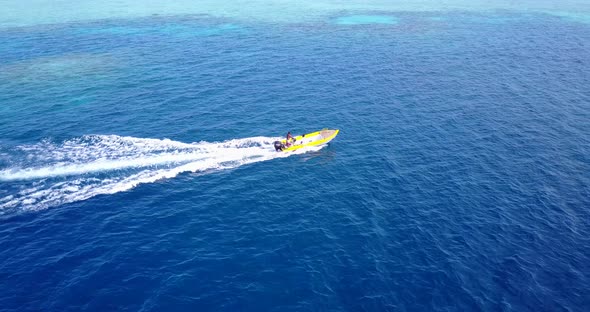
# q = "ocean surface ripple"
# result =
<box><xmin>1</xmin><ymin>10</ymin><xmax>589</xmax><ymax>312</ymax></box>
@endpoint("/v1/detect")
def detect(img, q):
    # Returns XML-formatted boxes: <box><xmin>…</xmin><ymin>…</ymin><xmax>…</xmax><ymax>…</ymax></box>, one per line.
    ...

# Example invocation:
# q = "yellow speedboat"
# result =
<box><xmin>274</xmin><ymin>129</ymin><xmax>339</xmax><ymax>152</ymax></box>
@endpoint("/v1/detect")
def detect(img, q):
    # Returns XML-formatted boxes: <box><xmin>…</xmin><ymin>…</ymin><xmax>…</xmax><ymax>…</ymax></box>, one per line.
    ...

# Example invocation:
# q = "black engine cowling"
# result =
<box><xmin>274</xmin><ymin>141</ymin><xmax>284</xmax><ymax>151</ymax></box>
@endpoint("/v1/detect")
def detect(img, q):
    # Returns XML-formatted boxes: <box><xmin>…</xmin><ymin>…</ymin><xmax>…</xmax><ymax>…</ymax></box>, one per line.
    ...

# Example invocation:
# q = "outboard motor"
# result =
<box><xmin>274</xmin><ymin>141</ymin><xmax>284</xmax><ymax>151</ymax></box>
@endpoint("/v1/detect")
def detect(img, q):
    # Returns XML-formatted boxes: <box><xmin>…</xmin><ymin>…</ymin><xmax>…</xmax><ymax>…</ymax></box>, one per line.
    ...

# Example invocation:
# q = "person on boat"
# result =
<box><xmin>286</xmin><ymin>132</ymin><xmax>294</xmax><ymax>147</ymax></box>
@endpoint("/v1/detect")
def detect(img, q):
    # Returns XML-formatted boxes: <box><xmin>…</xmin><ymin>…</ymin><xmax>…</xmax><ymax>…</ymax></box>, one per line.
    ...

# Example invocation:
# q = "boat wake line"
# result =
<box><xmin>0</xmin><ymin>134</ymin><xmax>323</xmax><ymax>214</ymax></box>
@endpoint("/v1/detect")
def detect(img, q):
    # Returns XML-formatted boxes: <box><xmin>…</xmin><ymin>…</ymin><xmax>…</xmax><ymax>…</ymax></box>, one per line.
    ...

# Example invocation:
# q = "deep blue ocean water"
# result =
<box><xmin>1</xmin><ymin>10</ymin><xmax>590</xmax><ymax>312</ymax></box>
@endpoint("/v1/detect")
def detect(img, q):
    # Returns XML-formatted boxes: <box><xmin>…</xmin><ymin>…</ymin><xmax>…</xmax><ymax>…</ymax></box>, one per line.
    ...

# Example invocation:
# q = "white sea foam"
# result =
<box><xmin>0</xmin><ymin>134</ymin><xmax>323</xmax><ymax>213</ymax></box>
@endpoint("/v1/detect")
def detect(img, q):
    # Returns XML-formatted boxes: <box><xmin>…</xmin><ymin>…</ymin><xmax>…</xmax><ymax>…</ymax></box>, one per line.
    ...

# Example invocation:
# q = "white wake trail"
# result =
<box><xmin>0</xmin><ymin>134</ymin><xmax>323</xmax><ymax>213</ymax></box>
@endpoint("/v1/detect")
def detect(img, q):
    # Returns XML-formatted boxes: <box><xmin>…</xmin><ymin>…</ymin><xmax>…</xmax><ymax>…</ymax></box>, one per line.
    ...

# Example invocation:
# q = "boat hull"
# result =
<box><xmin>278</xmin><ymin>129</ymin><xmax>339</xmax><ymax>152</ymax></box>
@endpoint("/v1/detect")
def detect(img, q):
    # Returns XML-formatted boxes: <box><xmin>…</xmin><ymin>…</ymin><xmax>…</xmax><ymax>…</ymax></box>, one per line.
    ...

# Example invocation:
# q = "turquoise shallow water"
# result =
<box><xmin>334</xmin><ymin>15</ymin><xmax>399</xmax><ymax>25</ymax></box>
<box><xmin>1</xmin><ymin>8</ymin><xmax>590</xmax><ymax>312</ymax></box>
